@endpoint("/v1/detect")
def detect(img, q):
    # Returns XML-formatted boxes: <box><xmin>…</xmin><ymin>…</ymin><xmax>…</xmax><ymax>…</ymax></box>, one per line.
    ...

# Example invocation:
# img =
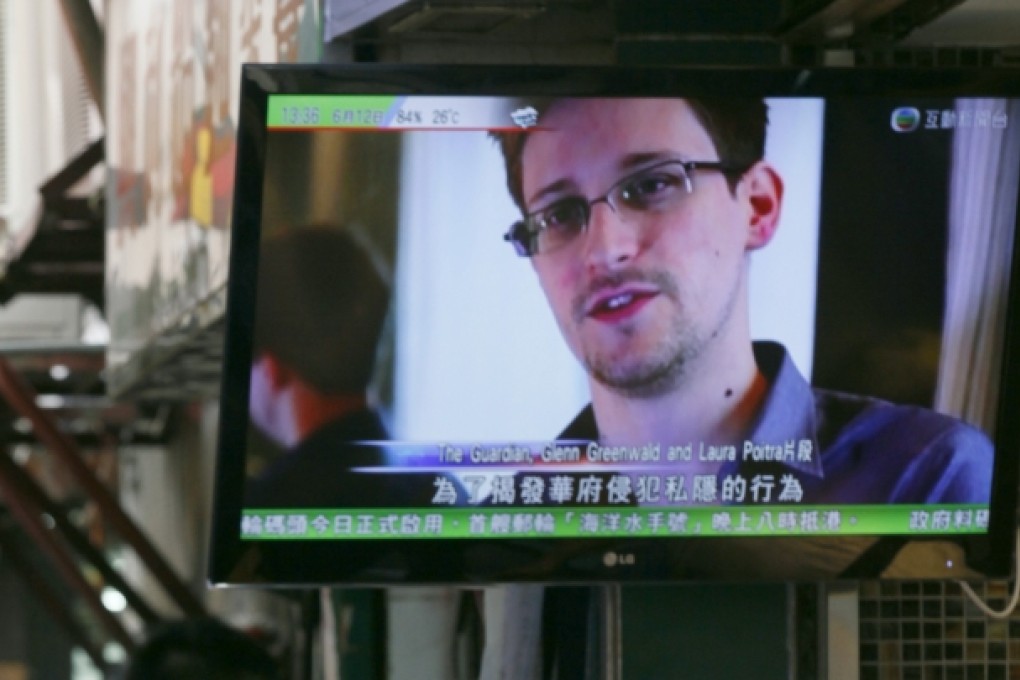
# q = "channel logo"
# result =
<box><xmin>891</xmin><ymin>107</ymin><xmax>921</xmax><ymax>132</ymax></box>
<box><xmin>511</xmin><ymin>106</ymin><xmax>538</xmax><ymax>128</ymax></box>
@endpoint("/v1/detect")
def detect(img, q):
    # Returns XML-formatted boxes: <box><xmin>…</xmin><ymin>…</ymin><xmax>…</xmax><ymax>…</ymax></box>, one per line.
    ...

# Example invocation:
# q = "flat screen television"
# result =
<box><xmin>209</xmin><ymin>64</ymin><xmax>1020</xmax><ymax>586</ymax></box>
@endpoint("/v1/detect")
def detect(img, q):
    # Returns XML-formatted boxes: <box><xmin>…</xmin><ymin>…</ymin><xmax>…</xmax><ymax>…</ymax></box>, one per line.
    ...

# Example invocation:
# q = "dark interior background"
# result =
<box><xmin>812</xmin><ymin>97</ymin><xmax>952</xmax><ymax>408</ymax></box>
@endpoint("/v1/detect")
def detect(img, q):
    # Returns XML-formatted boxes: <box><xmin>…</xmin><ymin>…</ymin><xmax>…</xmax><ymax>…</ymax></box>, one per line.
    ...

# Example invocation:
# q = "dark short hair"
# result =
<box><xmin>493</xmin><ymin>97</ymin><xmax>769</xmax><ymax>215</ymax></box>
<box><xmin>253</xmin><ymin>225</ymin><xmax>390</xmax><ymax>394</ymax></box>
<box><xmin>125</xmin><ymin>617</ymin><xmax>278</xmax><ymax>680</ymax></box>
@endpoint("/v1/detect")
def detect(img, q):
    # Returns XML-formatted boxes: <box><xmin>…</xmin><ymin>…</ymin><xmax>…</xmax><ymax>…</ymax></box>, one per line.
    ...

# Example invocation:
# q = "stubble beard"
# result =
<box><xmin>572</xmin><ymin>267</ymin><xmax>740</xmax><ymax>400</ymax></box>
<box><xmin>587</xmin><ymin>318</ymin><xmax>702</xmax><ymax>399</ymax></box>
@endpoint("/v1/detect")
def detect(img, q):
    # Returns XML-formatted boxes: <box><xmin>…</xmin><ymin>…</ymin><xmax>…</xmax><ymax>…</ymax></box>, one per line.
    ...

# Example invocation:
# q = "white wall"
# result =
<box><xmin>750</xmin><ymin>97</ymin><xmax>825</xmax><ymax>377</ymax></box>
<box><xmin>393</xmin><ymin>122</ymin><xmax>589</xmax><ymax>443</ymax></box>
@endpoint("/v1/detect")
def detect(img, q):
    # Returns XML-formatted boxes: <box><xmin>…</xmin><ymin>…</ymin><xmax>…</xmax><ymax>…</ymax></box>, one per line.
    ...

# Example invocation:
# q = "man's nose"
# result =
<box><xmin>583</xmin><ymin>199</ymin><xmax>639</xmax><ymax>270</ymax></box>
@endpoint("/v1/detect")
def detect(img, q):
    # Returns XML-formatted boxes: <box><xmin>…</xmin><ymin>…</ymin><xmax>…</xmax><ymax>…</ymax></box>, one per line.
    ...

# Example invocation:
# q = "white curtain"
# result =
<box><xmin>936</xmin><ymin>98</ymin><xmax>1020</xmax><ymax>432</ymax></box>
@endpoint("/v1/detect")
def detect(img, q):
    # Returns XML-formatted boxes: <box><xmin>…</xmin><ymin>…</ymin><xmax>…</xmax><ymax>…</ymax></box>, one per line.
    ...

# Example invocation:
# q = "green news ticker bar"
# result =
<box><xmin>267</xmin><ymin>95</ymin><xmax>398</xmax><ymax>128</ymax></box>
<box><xmin>241</xmin><ymin>504</ymin><xmax>989</xmax><ymax>541</ymax></box>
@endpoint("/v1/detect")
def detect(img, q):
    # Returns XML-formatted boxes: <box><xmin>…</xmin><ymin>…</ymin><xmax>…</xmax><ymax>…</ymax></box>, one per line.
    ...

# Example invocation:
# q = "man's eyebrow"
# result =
<box><xmin>526</xmin><ymin>179</ymin><xmax>575</xmax><ymax>211</ymax></box>
<box><xmin>615</xmin><ymin>151</ymin><xmax>684</xmax><ymax>171</ymax></box>
<box><xmin>525</xmin><ymin>151</ymin><xmax>685</xmax><ymax>210</ymax></box>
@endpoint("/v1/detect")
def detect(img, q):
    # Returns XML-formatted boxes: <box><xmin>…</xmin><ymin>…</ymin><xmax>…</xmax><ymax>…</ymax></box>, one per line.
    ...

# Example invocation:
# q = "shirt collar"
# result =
<box><xmin>559</xmin><ymin>341</ymin><xmax>825</xmax><ymax>478</ymax></box>
<box><xmin>743</xmin><ymin>341</ymin><xmax>824</xmax><ymax>478</ymax></box>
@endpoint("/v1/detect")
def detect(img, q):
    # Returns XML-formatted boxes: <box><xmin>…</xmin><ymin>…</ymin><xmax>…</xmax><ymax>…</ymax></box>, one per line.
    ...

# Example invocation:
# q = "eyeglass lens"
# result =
<box><xmin>529</xmin><ymin>161</ymin><xmax>695</xmax><ymax>254</ymax></box>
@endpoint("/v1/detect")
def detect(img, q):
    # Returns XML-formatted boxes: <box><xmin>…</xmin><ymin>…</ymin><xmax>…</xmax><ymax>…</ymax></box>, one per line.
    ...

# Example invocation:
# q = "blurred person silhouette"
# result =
<box><xmin>244</xmin><ymin>225</ymin><xmax>405</xmax><ymax>509</ymax></box>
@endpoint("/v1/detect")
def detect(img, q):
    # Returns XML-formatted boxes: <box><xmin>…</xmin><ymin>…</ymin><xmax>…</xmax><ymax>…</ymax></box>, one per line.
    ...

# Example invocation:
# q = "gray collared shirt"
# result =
<box><xmin>562</xmin><ymin>341</ymin><xmax>993</xmax><ymax>504</ymax></box>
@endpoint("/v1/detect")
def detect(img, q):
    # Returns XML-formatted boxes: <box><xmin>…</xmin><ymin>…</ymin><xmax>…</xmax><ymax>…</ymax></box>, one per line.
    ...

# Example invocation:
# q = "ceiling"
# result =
<box><xmin>903</xmin><ymin>0</ymin><xmax>1020</xmax><ymax>46</ymax></box>
<box><xmin>323</xmin><ymin>0</ymin><xmax>1020</xmax><ymax>65</ymax></box>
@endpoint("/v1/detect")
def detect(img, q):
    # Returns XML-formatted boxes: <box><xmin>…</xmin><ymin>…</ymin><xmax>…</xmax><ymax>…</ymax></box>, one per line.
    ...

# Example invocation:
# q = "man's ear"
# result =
<box><xmin>257</xmin><ymin>352</ymin><xmax>295</xmax><ymax>391</ymax></box>
<box><xmin>742</xmin><ymin>161</ymin><xmax>784</xmax><ymax>250</ymax></box>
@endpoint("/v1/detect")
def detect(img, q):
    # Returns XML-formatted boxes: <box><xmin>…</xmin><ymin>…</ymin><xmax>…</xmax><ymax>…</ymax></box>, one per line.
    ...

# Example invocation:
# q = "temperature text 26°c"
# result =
<box><xmin>432</xmin><ymin>109</ymin><xmax>460</xmax><ymax>125</ymax></box>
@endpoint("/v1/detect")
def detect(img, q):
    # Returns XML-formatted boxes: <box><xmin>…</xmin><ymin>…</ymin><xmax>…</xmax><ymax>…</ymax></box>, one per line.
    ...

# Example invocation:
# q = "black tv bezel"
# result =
<box><xmin>209</xmin><ymin>63</ymin><xmax>1020</xmax><ymax>587</ymax></box>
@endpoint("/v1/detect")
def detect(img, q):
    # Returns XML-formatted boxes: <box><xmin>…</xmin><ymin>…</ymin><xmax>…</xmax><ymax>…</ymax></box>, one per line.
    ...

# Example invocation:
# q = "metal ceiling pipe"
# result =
<box><xmin>0</xmin><ymin>460</ymin><xmax>136</xmax><ymax>652</ymax></box>
<box><xmin>0</xmin><ymin>451</ymin><xmax>162</xmax><ymax>626</ymax></box>
<box><xmin>0</xmin><ymin>357</ymin><xmax>206</xmax><ymax>618</ymax></box>
<box><xmin>0</xmin><ymin>527</ymin><xmax>108</xmax><ymax>672</ymax></box>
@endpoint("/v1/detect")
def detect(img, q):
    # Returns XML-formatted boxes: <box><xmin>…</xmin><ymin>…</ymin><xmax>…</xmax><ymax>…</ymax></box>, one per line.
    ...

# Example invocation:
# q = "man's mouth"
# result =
<box><xmin>586</xmin><ymin>287</ymin><xmax>658</xmax><ymax>323</ymax></box>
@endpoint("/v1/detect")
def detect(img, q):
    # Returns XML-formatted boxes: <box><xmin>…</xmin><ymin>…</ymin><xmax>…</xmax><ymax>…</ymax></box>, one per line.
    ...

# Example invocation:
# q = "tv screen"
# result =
<box><xmin>209</xmin><ymin>64</ymin><xmax>1020</xmax><ymax>586</ymax></box>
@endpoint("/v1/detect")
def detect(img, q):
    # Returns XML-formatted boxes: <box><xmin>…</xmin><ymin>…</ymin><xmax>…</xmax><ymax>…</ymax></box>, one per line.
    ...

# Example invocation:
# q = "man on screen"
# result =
<box><xmin>494</xmin><ymin>97</ymin><xmax>992</xmax><ymax>504</ymax></box>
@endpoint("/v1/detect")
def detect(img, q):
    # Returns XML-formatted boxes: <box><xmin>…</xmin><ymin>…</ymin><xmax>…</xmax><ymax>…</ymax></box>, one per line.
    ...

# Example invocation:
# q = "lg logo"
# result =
<box><xmin>603</xmin><ymin>551</ymin><xmax>635</xmax><ymax>568</ymax></box>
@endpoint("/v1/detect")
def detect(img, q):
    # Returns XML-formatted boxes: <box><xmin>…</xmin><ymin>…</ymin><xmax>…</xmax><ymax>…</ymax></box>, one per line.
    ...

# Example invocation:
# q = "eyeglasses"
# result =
<box><xmin>503</xmin><ymin>159</ymin><xmax>744</xmax><ymax>258</ymax></box>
